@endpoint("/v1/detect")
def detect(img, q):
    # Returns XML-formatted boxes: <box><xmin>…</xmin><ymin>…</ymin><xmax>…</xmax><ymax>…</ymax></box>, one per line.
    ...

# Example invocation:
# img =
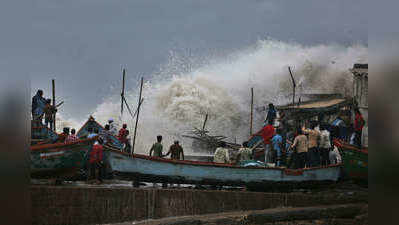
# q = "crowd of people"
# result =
<box><xmin>211</xmin><ymin>103</ymin><xmax>365</xmax><ymax>169</ymax></box>
<box><xmin>255</xmin><ymin>103</ymin><xmax>365</xmax><ymax>169</ymax></box>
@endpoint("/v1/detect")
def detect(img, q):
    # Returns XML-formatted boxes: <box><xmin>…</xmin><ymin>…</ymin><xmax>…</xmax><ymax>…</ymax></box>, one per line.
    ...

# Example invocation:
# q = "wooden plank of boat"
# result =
<box><xmin>31</xmin><ymin>120</ymin><xmax>59</xmax><ymax>145</ymax></box>
<box><xmin>107</xmin><ymin>150</ymin><xmax>341</xmax><ymax>187</ymax></box>
<box><xmin>334</xmin><ymin>139</ymin><xmax>368</xmax><ymax>181</ymax></box>
<box><xmin>30</xmin><ymin>138</ymin><xmax>96</xmax><ymax>179</ymax></box>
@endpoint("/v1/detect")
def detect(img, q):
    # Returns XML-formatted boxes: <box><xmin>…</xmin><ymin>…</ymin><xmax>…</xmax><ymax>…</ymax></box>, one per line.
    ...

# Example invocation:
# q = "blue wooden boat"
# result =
<box><xmin>107</xmin><ymin>150</ymin><xmax>342</xmax><ymax>187</ymax></box>
<box><xmin>76</xmin><ymin>117</ymin><xmax>126</xmax><ymax>179</ymax></box>
<box><xmin>76</xmin><ymin>117</ymin><xmax>341</xmax><ymax>187</ymax></box>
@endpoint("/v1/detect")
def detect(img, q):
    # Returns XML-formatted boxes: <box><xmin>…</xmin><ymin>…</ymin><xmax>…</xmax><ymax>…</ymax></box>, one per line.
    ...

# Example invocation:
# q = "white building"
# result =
<box><xmin>350</xmin><ymin>64</ymin><xmax>368</xmax><ymax>147</ymax></box>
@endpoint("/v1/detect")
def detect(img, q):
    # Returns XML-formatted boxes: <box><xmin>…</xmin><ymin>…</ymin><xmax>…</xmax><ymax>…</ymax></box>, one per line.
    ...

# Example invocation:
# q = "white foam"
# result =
<box><xmin>65</xmin><ymin>39</ymin><xmax>368</xmax><ymax>154</ymax></box>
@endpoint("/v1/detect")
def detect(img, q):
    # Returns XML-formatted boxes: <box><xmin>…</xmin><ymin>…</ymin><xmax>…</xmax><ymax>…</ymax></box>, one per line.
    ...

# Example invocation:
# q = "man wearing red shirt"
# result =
<box><xmin>118</xmin><ymin>124</ymin><xmax>131</xmax><ymax>152</ymax></box>
<box><xmin>89</xmin><ymin>138</ymin><xmax>104</xmax><ymax>184</ymax></box>
<box><xmin>256</xmin><ymin>120</ymin><xmax>275</xmax><ymax>163</ymax></box>
<box><xmin>118</xmin><ymin>124</ymin><xmax>128</xmax><ymax>143</ymax></box>
<box><xmin>354</xmin><ymin>108</ymin><xmax>365</xmax><ymax>148</ymax></box>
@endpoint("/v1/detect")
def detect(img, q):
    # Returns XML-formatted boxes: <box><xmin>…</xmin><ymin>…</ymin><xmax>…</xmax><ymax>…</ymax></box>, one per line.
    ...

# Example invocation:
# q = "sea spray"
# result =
<box><xmin>59</xmin><ymin>39</ymin><xmax>368</xmax><ymax>154</ymax></box>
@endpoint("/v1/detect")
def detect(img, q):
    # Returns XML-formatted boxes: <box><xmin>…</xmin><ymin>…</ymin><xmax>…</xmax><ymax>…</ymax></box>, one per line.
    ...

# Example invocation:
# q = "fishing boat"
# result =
<box><xmin>77</xmin><ymin>116</ymin><xmax>124</xmax><ymax>150</ymax></box>
<box><xmin>30</xmin><ymin>138</ymin><xmax>96</xmax><ymax>179</ymax></box>
<box><xmin>76</xmin><ymin>117</ymin><xmax>340</xmax><ymax>187</ymax></box>
<box><xmin>107</xmin><ymin>150</ymin><xmax>341</xmax><ymax>188</ymax></box>
<box><xmin>333</xmin><ymin>139</ymin><xmax>368</xmax><ymax>181</ymax></box>
<box><xmin>31</xmin><ymin>120</ymin><xmax>59</xmax><ymax>145</ymax></box>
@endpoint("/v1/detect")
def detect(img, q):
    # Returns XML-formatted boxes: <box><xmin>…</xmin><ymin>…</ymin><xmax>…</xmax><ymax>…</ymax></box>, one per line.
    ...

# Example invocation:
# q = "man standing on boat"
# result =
<box><xmin>265</xmin><ymin>103</ymin><xmax>277</xmax><ymax>125</ymax></box>
<box><xmin>319</xmin><ymin>123</ymin><xmax>332</xmax><ymax>166</ymax></box>
<box><xmin>331</xmin><ymin>113</ymin><xmax>348</xmax><ymax>142</ymax></box>
<box><xmin>100</xmin><ymin>125</ymin><xmax>112</xmax><ymax>144</ymax></box>
<box><xmin>164</xmin><ymin>140</ymin><xmax>185</xmax><ymax>160</ymax></box>
<box><xmin>118</xmin><ymin>124</ymin><xmax>131</xmax><ymax>152</ymax></box>
<box><xmin>256</xmin><ymin>120</ymin><xmax>275</xmax><ymax>164</ymax></box>
<box><xmin>353</xmin><ymin>108</ymin><xmax>365</xmax><ymax>148</ymax></box>
<box><xmin>302</xmin><ymin>122</ymin><xmax>321</xmax><ymax>167</ymax></box>
<box><xmin>271</xmin><ymin>129</ymin><xmax>283</xmax><ymax>167</ymax></box>
<box><xmin>108</xmin><ymin>118</ymin><xmax>118</xmax><ymax>136</ymax></box>
<box><xmin>236</xmin><ymin>141</ymin><xmax>252</xmax><ymax>165</ymax></box>
<box><xmin>214</xmin><ymin>142</ymin><xmax>230</xmax><ymax>163</ymax></box>
<box><xmin>291</xmin><ymin>128</ymin><xmax>308</xmax><ymax>169</ymax></box>
<box><xmin>150</xmin><ymin>135</ymin><xmax>163</xmax><ymax>157</ymax></box>
<box><xmin>32</xmin><ymin>89</ymin><xmax>46</xmax><ymax>122</ymax></box>
<box><xmin>44</xmin><ymin>99</ymin><xmax>57</xmax><ymax>130</ymax></box>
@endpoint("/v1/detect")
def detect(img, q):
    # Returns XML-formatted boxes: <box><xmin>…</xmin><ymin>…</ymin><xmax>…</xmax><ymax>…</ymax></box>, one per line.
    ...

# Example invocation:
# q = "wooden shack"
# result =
<box><xmin>276</xmin><ymin>97</ymin><xmax>353</xmax><ymax>128</ymax></box>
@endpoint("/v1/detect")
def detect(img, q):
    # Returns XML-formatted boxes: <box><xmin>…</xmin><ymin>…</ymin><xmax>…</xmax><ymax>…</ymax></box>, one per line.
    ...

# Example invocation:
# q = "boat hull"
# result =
<box><xmin>30</xmin><ymin>139</ymin><xmax>95</xmax><ymax>179</ymax></box>
<box><xmin>334</xmin><ymin>139</ymin><xmax>368</xmax><ymax>181</ymax></box>
<box><xmin>107</xmin><ymin>151</ymin><xmax>341</xmax><ymax>187</ymax></box>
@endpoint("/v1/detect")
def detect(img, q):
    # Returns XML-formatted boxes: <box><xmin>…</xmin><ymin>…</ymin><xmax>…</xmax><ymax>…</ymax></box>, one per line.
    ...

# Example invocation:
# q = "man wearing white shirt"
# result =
<box><xmin>108</xmin><ymin>118</ymin><xmax>118</xmax><ymax>136</ymax></box>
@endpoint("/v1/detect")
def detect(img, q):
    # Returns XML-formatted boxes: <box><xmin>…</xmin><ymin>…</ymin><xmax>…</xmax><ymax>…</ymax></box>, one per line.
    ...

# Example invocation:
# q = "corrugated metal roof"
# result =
<box><xmin>278</xmin><ymin>98</ymin><xmax>347</xmax><ymax>110</ymax></box>
<box><xmin>353</xmin><ymin>64</ymin><xmax>368</xmax><ymax>69</ymax></box>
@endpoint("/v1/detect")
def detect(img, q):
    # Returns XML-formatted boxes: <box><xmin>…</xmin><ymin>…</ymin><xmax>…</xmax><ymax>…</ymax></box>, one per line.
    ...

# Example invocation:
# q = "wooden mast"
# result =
<box><xmin>132</xmin><ymin>77</ymin><xmax>144</xmax><ymax>154</ymax></box>
<box><xmin>52</xmin><ymin>79</ymin><xmax>56</xmax><ymax>131</ymax></box>
<box><xmin>121</xmin><ymin>68</ymin><xmax>126</xmax><ymax>118</ymax></box>
<box><xmin>250</xmin><ymin>87</ymin><xmax>254</xmax><ymax>136</ymax></box>
<box><xmin>288</xmin><ymin>66</ymin><xmax>296</xmax><ymax>106</ymax></box>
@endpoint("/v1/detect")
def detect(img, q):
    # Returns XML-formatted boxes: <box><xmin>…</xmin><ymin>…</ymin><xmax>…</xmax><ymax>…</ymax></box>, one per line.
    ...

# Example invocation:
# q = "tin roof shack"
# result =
<box><xmin>277</xmin><ymin>97</ymin><xmax>353</xmax><ymax>128</ymax></box>
<box><xmin>350</xmin><ymin>64</ymin><xmax>368</xmax><ymax>147</ymax></box>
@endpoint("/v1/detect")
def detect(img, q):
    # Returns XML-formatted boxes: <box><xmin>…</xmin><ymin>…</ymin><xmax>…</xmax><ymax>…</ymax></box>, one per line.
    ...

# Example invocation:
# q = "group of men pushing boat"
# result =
<box><xmin>212</xmin><ymin>102</ymin><xmax>365</xmax><ymax>169</ymax></box>
<box><xmin>149</xmin><ymin>135</ymin><xmax>185</xmax><ymax>160</ymax></box>
<box><xmin>259</xmin><ymin>103</ymin><xmax>363</xmax><ymax>169</ymax></box>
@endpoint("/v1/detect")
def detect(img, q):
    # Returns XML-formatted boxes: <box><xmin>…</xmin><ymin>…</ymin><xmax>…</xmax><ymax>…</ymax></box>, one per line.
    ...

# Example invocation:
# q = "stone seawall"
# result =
<box><xmin>31</xmin><ymin>186</ymin><xmax>367</xmax><ymax>225</ymax></box>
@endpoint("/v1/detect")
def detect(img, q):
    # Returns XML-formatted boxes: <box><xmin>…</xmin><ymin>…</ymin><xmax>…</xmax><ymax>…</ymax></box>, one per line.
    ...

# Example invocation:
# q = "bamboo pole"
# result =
<box><xmin>250</xmin><ymin>87</ymin><xmax>254</xmax><ymax>136</ymax></box>
<box><xmin>121</xmin><ymin>68</ymin><xmax>126</xmax><ymax>117</ymax></box>
<box><xmin>52</xmin><ymin>79</ymin><xmax>56</xmax><ymax>131</ymax></box>
<box><xmin>288</xmin><ymin>66</ymin><xmax>296</xmax><ymax>106</ymax></box>
<box><xmin>202</xmin><ymin>114</ymin><xmax>208</xmax><ymax>131</ymax></box>
<box><xmin>132</xmin><ymin>77</ymin><xmax>144</xmax><ymax>154</ymax></box>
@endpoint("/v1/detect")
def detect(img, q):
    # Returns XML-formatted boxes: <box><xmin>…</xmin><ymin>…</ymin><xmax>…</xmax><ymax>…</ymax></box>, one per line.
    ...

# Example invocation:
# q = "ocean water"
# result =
<box><xmin>57</xmin><ymin>39</ymin><xmax>367</xmax><ymax>154</ymax></box>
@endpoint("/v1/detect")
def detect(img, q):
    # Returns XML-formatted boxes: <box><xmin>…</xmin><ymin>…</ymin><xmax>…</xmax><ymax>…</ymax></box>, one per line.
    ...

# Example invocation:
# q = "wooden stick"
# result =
<box><xmin>288</xmin><ymin>66</ymin><xmax>296</xmax><ymax>106</ymax></box>
<box><xmin>121</xmin><ymin>68</ymin><xmax>126</xmax><ymax>117</ymax></box>
<box><xmin>52</xmin><ymin>79</ymin><xmax>56</xmax><ymax>131</ymax></box>
<box><xmin>132</xmin><ymin>98</ymin><xmax>144</xmax><ymax>118</ymax></box>
<box><xmin>250</xmin><ymin>87</ymin><xmax>254</xmax><ymax>136</ymax></box>
<box><xmin>56</xmin><ymin>101</ymin><xmax>64</xmax><ymax>108</ymax></box>
<box><xmin>202</xmin><ymin>114</ymin><xmax>208</xmax><ymax>131</ymax></box>
<box><xmin>132</xmin><ymin>77</ymin><xmax>144</xmax><ymax>154</ymax></box>
<box><xmin>122</xmin><ymin>96</ymin><xmax>134</xmax><ymax>118</ymax></box>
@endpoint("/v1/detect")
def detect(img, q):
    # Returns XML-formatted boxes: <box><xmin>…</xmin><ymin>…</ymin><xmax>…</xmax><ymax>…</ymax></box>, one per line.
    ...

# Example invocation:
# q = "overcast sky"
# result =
<box><xmin>0</xmin><ymin>0</ymin><xmax>367</xmax><ymax>119</ymax></box>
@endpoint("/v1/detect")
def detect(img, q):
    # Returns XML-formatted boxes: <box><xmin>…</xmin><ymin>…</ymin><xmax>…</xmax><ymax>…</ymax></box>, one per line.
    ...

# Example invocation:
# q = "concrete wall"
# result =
<box><xmin>31</xmin><ymin>186</ymin><xmax>367</xmax><ymax>225</ymax></box>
